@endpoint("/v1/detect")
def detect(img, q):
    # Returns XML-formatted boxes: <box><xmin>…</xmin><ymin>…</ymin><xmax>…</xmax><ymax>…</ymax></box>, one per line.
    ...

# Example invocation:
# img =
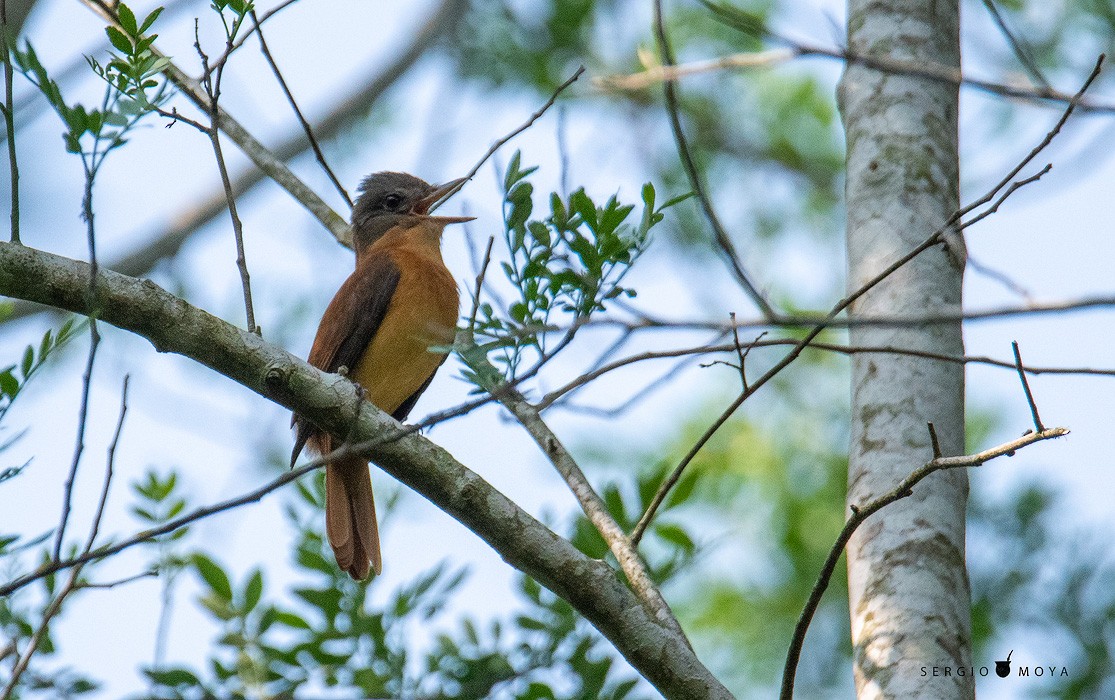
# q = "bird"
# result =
<box><xmin>291</xmin><ymin>171</ymin><xmax>473</xmax><ymax>580</ymax></box>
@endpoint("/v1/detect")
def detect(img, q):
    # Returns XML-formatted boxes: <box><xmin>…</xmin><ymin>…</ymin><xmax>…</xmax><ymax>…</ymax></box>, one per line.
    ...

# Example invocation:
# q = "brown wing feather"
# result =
<box><xmin>290</xmin><ymin>254</ymin><xmax>401</xmax><ymax>467</ymax></box>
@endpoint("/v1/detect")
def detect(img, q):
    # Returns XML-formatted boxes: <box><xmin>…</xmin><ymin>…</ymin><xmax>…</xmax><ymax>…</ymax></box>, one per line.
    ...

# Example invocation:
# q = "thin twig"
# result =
<box><xmin>435</xmin><ymin>66</ymin><xmax>586</xmax><ymax>209</ymax></box>
<box><xmin>779</xmin><ymin>426</ymin><xmax>1069</xmax><ymax>700</ymax></box>
<box><xmin>77</xmin><ymin>569</ymin><xmax>156</xmax><ymax>590</ymax></box>
<box><xmin>487</xmin><ymin>292</ymin><xmax>1115</xmax><ymax>339</ymax></box>
<box><xmin>205</xmin><ymin>0</ymin><xmax>301</xmax><ymax>75</ymax></box>
<box><xmin>1011</xmin><ymin>341</ymin><xmax>1045</xmax><ymax>432</ymax></box>
<box><xmin>85</xmin><ymin>375</ymin><xmax>129</xmax><ymax>550</ymax></box>
<box><xmin>80</xmin><ymin>0</ymin><xmax>351</xmax><ymax>241</ymax></box>
<box><xmin>250</xmin><ymin>8</ymin><xmax>351</xmax><ymax>208</ymax></box>
<box><xmin>629</xmin><ymin>56</ymin><xmax>1103</xmax><ymax>547</ymax></box>
<box><xmin>981</xmin><ymin>0</ymin><xmax>1050</xmax><ymax>91</ymax></box>
<box><xmin>596</xmin><ymin>48</ymin><xmax>796</xmax><ymax>90</ymax></box>
<box><xmin>539</xmin><ymin>337</ymin><xmax>1115</xmax><ymax>410</ymax></box>
<box><xmin>927</xmin><ymin>422</ymin><xmax>942</xmax><ymax>459</ymax></box>
<box><xmin>652</xmin><ymin>0</ymin><xmax>776</xmax><ymax>319</ymax></box>
<box><xmin>966</xmin><ymin>253</ymin><xmax>1034</xmax><ymax>301</ymax></box>
<box><xmin>1</xmin><ymin>0</ymin><xmax>18</xmax><ymax>244</ymax></box>
<box><xmin>4</xmin><ymin>375</ymin><xmax>131</xmax><ymax>698</ymax></box>
<box><xmin>54</xmin><ymin>163</ymin><xmax>105</xmax><ymax>561</ymax></box>
<box><xmin>696</xmin><ymin>2</ymin><xmax>1112</xmax><ymax>114</ymax></box>
<box><xmin>0</xmin><ymin>461</ymin><xmax>320</xmax><ymax>598</ymax></box>
<box><xmin>196</xmin><ymin>18</ymin><xmax>258</xmax><ymax>335</ymax></box>
<box><xmin>467</xmin><ymin>236</ymin><xmax>495</xmax><ymax>333</ymax></box>
<box><xmin>1</xmin><ymin>567</ymin><xmax>84</xmax><ymax>698</ymax></box>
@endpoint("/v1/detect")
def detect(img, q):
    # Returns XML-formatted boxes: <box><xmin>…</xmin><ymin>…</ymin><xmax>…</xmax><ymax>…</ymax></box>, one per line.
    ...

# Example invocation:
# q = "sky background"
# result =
<box><xmin>1</xmin><ymin>0</ymin><xmax>1112</xmax><ymax>697</ymax></box>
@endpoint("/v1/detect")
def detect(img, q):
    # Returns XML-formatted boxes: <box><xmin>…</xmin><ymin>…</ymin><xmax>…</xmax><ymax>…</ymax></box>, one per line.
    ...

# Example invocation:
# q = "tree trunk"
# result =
<box><xmin>839</xmin><ymin>0</ymin><xmax>972</xmax><ymax>697</ymax></box>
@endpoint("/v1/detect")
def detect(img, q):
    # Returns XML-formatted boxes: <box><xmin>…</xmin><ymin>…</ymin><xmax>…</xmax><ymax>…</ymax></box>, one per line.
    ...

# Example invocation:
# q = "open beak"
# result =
<box><xmin>414</xmin><ymin>176</ymin><xmax>470</xmax><ymax>211</ymax></box>
<box><xmin>412</xmin><ymin>177</ymin><xmax>472</xmax><ymax>225</ymax></box>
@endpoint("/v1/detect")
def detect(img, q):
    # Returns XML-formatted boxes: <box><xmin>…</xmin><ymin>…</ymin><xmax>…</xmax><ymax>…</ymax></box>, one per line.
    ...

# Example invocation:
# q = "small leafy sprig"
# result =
<box><xmin>88</xmin><ymin>4</ymin><xmax>171</xmax><ymax>120</ymax></box>
<box><xmin>210</xmin><ymin>0</ymin><xmax>254</xmax><ymax>42</ymax></box>
<box><xmin>467</xmin><ymin>152</ymin><xmax>690</xmax><ymax>381</ymax></box>
<box><xmin>12</xmin><ymin>3</ymin><xmax>168</xmax><ymax>161</ymax></box>
<box><xmin>0</xmin><ymin>317</ymin><xmax>82</xmax><ymax>484</ymax></box>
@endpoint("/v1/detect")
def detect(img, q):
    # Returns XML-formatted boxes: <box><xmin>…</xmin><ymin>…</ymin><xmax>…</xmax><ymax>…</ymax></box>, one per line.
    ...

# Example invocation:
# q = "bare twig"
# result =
<box><xmin>55</xmin><ymin>159</ymin><xmax>107</xmax><ymax>561</ymax></box>
<box><xmin>629</xmin><ymin>56</ymin><xmax>1103</xmax><ymax>547</ymax></box>
<box><xmin>1</xmin><ymin>0</ymin><xmax>18</xmax><ymax>244</ymax></box>
<box><xmin>250</xmin><ymin>8</ymin><xmax>352</xmax><ymax>208</ymax></box>
<box><xmin>687</xmin><ymin>2</ymin><xmax>1114</xmax><ymax>114</ymax></box>
<box><xmin>1011</xmin><ymin>341</ymin><xmax>1045</xmax><ymax>432</ymax></box>
<box><xmin>779</xmin><ymin>426</ymin><xmax>1069</xmax><ymax>700</ymax></box>
<box><xmin>85</xmin><ymin>375</ymin><xmax>129</xmax><ymax>550</ymax></box>
<box><xmin>652</xmin><ymin>0</ymin><xmax>776</xmax><ymax>319</ymax></box>
<box><xmin>927</xmin><ymin>422</ymin><xmax>942</xmax><ymax>459</ymax></box>
<box><xmin>1</xmin><ymin>567</ymin><xmax>84</xmax><ymax>699</ymax></box>
<box><xmin>4</xmin><ymin>374</ymin><xmax>131</xmax><ymax>698</ymax></box>
<box><xmin>981</xmin><ymin>0</ymin><xmax>1050</xmax><ymax>91</ymax></box>
<box><xmin>205</xmin><ymin>0</ymin><xmax>301</xmax><ymax>75</ymax></box>
<box><xmin>1</xmin><ymin>460</ymin><xmax>320</xmax><ymax>598</ymax></box>
<box><xmin>596</xmin><ymin>48</ymin><xmax>795</xmax><ymax>90</ymax></box>
<box><xmin>195</xmin><ymin>17</ymin><xmax>258</xmax><ymax>335</ymax></box>
<box><xmin>77</xmin><ymin>570</ymin><xmax>156</xmax><ymax>590</ymax></box>
<box><xmin>540</xmin><ymin>337</ymin><xmax>1115</xmax><ymax>410</ymax></box>
<box><xmin>467</xmin><ymin>236</ymin><xmax>495</xmax><ymax>333</ymax></box>
<box><xmin>966</xmin><ymin>253</ymin><xmax>1034</xmax><ymax>301</ymax></box>
<box><xmin>436</xmin><ymin>66</ymin><xmax>586</xmax><ymax>208</ymax></box>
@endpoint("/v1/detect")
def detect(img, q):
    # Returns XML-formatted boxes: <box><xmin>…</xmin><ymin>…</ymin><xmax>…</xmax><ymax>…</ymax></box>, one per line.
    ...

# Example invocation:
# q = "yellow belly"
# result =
<box><xmin>349</xmin><ymin>248</ymin><xmax>459</xmax><ymax>416</ymax></box>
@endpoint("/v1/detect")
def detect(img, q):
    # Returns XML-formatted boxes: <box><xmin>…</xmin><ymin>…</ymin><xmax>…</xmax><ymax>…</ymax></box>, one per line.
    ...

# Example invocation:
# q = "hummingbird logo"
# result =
<box><xmin>995</xmin><ymin>650</ymin><xmax>1013</xmax><ymax>678</ymax></box>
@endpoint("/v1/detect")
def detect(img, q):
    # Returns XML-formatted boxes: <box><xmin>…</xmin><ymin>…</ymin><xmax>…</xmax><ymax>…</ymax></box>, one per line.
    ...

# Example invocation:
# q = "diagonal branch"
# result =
<box><xmin>779</xmin><ymin>426</ymin><xmax>1069</xmax><ymax>699</ymax></box>
<box><xmin>652</xmin><ymin>0</ymin><xmax>776</xmax><ymax>319</ymax></box>
<box><xmin>628</xmin><ymin>54</ymin><xmax>1103</xmax><ymax>546</ymax></box>
<box><xmin>493</xmin><ymin>380</ymin><xmax>689</xmax><ymax>640</ymax></box>
<box><xmin>0</xmin><ymin>240</ymin><xmax>732</xmax><ymax>700</ymax></box>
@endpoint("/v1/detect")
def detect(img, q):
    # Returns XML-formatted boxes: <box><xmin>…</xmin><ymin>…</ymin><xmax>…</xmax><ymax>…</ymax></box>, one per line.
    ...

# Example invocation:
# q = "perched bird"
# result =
<box><xmin>291</xmin><ymin>172</ymin><xmax>472</xmax><ymax>579</ymax></box>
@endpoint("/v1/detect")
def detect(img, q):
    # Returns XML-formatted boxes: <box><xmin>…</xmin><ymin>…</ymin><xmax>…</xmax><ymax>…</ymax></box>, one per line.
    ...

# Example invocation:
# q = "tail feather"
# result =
<box><xmin>324</xmin><ymin>453</ymin><xmax>381</xmax><ymax>579</ymax></box>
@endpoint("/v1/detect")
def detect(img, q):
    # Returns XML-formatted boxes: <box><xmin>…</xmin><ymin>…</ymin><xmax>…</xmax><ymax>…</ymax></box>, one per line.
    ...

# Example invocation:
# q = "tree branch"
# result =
<box><xmin>0</xmin><ymin>241</ymin><xmax>731</xmax><ymax>700</ymax></box>
<box><xmin>779</xmin><ymin>426</ymin><xmax>1069</xmax><ymax>699</ymax></box>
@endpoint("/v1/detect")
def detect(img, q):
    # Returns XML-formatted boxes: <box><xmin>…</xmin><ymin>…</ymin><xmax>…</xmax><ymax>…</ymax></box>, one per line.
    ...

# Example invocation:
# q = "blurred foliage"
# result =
<box><xmin>0</xmin><ymin>317</ymin><xmax>82</xmax><ymax>485</ymax></box>
<box><xmin>137</xmin><ymin>472</ymin><xmax>648</xmax><ymax>700</ymax></box>
<box><xmin>14</xmin><ymin>2</ymin><xmax>169</xmax><ymax>163</ymax></box>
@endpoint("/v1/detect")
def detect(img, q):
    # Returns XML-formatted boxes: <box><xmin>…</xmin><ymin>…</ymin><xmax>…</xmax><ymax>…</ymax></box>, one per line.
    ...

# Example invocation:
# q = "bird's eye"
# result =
<box><xmin>384</xmin><ymin>193</ymin><xmax>403</xmax><ymax>209</ymax></box>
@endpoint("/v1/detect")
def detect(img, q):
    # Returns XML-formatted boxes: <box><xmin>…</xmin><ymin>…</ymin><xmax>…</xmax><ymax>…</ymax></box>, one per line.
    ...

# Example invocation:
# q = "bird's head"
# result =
<box><xmin>351</xmin><ymin>171</ymin><xmax>473</xmax><ymax>252</ymax></box>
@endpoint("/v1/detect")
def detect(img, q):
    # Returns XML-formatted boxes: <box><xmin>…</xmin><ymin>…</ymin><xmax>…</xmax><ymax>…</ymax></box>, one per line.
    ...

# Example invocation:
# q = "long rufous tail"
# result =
<box><xmin>325</xmin><ymin>454</ymin><xmax>381</xmax><ymax>579</ymax></box>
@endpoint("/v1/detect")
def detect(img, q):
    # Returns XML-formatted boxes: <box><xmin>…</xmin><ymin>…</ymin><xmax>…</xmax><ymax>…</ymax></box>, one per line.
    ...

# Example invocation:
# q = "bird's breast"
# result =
<box><xmin>350</xmin><ymin>246</ymin><xmax>459</xmax><ymax>415</ymax></box>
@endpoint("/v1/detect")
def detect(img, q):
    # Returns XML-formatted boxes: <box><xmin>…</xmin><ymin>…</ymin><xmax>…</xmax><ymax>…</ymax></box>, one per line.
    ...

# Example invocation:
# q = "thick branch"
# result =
<box><xmin>0</xmin><ymin>241</ymin><xmax>731</xmax><ymax>700</ymax></box>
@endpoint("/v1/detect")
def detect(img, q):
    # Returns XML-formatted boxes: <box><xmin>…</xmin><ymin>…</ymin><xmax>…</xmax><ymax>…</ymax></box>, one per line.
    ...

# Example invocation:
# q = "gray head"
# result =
<box><xmin>351</xmin><ymin>172</ymin><xmax>467</xmax><ymax>251</ymax></box>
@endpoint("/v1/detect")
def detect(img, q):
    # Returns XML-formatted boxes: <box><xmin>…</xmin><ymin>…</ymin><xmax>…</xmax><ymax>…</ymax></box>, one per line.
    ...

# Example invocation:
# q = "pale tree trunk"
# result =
<box><xmin>839</xmin><ymin>0</ymin><xmax>973</xmax><ymax>697</ymax></box>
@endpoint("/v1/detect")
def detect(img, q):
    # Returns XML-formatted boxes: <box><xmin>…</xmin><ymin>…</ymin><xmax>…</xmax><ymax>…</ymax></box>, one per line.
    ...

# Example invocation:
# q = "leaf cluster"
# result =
<box><xmin>141</xmin><ymin>474</ymin><xmax>645</xmax><ymax>700</ymax></box>
<box><xmin>11</xmin><ymin>3</ymin><xmax>169</xmax><ymax>159</ymax></box>
<box><xmin>466</xmin><ymin>152</ymin><xmax>686</xmax><ymax>382</ymax></box>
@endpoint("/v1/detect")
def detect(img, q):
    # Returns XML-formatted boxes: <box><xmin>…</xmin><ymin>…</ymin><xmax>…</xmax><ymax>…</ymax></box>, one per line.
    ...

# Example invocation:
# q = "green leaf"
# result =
<box><xmin>143</xmin><ymin>666</ymin><xmax>201</xmax><ymax>687</ymax></box>
<box><xmin>654</xmin><ymin>523</ymin><xmax>695</xmax><ymax>553</ymax></box>
<box><xmin>659</xmin><ymin>191</ymin><xmax>696</xmax><ymax>210</ymax></box>
<box><xmin>116</xmin><ymin>3</ymin><xmax>138</xmax><ymax>37</ymax></box>
<box><xmin>243</xmin><ymin>569</ymin><xmax>263</xmax><ymax>612</ymax></box>
<box><xmin>0</xmin><ymin>370</ymin><xmax>18</xmax><ymax>398</ymax></box>
<box><xmin>139</xmin><ymin>6</ymin><xmax>165</xmax><ymax>33</ymax></box>
<box><xmin>20</xmin><ymin>345</ymin><xmax>33</xmax><ymax>378</ymax></box>
<box><xmin>515</xmin><ymin>614</ymin><xmax>548</xmax><ymax>631</ymax></box>
<box><xmin>105</xmin><ymin>26</ymin><xmax>132</xmax><ymax>53</ymax></box>
<box><xmin>570</xmin><ymin>189</ymin><xmax>598</xmax><ymax>230</ymax></box>
<box><xmin>269</xmin><ymin>609</ymin><xmax>311</xmax><ymax>629</ymax></box>
<box><xmin>192</xmin><ymin>553</ymin><xmax>233</xmax><ymax>600</ymax></box>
